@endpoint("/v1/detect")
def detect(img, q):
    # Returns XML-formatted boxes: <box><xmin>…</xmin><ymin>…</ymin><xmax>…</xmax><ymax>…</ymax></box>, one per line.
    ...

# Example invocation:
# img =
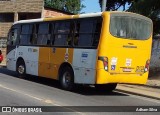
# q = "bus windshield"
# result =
<box><xmin>110</xmin><ymin>15</ymin><xmax>152</xmax><ymax>40</ymax></box>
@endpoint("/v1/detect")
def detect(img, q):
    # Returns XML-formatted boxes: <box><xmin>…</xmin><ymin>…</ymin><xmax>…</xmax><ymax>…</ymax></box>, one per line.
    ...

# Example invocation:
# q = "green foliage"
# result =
<box><xmin>129</xmin><ymin>0</ymin><xmax>160</xmax><ymax>35</ymax></box>
<box><xmin>98</xmin><ymin>0</ymin><xmax>160</xmax><ymax>35</ymax></box>
<box><xmin>99</xmin><ymin>0</ymin><xmax>134</xmax><ymax>11</ymax></box>
<box><xmin>44</xmin><ymin>0</ymin><xmax>85</xmax><ymax>14</ymax></box>
<box><xmin>129</xmin><ymin>0</ymin><xmax>160</xmax><ymax>17</ymax></box>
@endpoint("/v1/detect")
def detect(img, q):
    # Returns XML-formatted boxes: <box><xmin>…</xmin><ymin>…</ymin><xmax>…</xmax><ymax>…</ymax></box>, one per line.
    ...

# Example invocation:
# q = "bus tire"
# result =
<box><xmin>16</xmin><ymin>60</ymin><xmax>26</xmax><ymax>79</ymax></box>
<box><xmin>95</xmin><ymin>83</ymin><xmax>117</xmax><ymax>92</ymax></box>
<box><xmin>60</xmin><ymin>66</ymin><xmax>74</xmax><ymax>91</ymax></box>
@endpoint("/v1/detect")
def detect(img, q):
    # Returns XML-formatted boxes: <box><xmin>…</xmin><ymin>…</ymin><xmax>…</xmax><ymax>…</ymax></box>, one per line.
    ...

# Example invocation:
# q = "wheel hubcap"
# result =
<box><xmin>18</xmin><ymin>65</ymin><xmax>25</xmax><ymax>74</ymax></box>
<box><xmin>63</xmin><ymin>72</ymin><xmax>71</xmax><ymax>86</ymax></box>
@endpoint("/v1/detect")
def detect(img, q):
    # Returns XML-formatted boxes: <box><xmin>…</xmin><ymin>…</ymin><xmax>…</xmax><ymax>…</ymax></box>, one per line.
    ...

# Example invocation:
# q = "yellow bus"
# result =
<box><xmin>6</xmin><ymin>11</ymin><xmax>153</xmax><ymax>91</ymax></box>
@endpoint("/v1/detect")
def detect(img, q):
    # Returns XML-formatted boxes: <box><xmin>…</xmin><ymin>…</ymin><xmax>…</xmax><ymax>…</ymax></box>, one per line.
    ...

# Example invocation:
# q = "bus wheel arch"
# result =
<box><xmin>16</xmin><ymin>57</ymin><xmax>26</xmax><ymax>78</ymax></box>
<box><xmin>58</xmin><ymin>63</ymin><xmax>75</xmax><ymax>91</ymax></box>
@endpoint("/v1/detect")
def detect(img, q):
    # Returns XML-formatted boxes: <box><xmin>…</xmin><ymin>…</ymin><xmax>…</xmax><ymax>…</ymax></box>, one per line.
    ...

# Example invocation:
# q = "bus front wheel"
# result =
<box><xmin>95</xmin><ymin>83</ymin><xmax>117</xmax><ymax>92</ymax></box>
<box><xmin>60</xmin><ymin>66</ymin><xmax>74</xmax><ymax>91</ymax></box>
<box><xmin>16</xmin><ymin>60</ymin><xmax>26</xmax><ymax>78</ymax></box>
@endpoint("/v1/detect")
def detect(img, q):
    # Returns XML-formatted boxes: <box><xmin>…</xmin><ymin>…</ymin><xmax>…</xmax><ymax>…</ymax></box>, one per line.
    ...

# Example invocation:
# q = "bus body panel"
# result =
<box><xmin>7</xmin><ymin>46</ymin><xmax>97</xmax><ymax>84</ymax></box>
<box><xmin>8</xmin><ymin>46</ymin><xmax>39</xmax><ymax>76</ymax></box>
<box><xmin>7</xmin><ymin>46</ymin><xmax>17</xmax><ymax>71</ymax></box>
<box><xmin>7</xmin><ymin>46</ymin><xmax>39</xmax><ymax>76</ymax></box>
<box><xmin>96</xmin><ymin>12</ymin><xmax>152</xmax><ymax>84</ymax></box>
<box><xmin>72</xmin><ymin>49</ymin><xmax>97</xmax><ymax>84</ymax></box>
<box><xmin>19</xmin><ymin>46</ymin><xmax>39</xmax><ymax>76</ymax></box>
<box><xmin>96</xmin><ymin>69</ymin><xmax>148</xmax><ymax>84</ymax></box>
<box><xmin>38</xmin><ymin>47</ymin><xmax>74</xmax><ymax>79</ymax></box>
<box><xmin>38</xmin><ymin>47</ymin><xmax>51</xmax><ymax>79</ymax></box>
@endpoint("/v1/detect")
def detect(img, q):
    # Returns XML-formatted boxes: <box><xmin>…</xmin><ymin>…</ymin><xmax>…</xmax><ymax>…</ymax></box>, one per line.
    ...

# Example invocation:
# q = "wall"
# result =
<box><xmin>0</xmin><ymin>23</ymin><xmax>12</xmax><ymax>38</ymax></box>
<box><xmin>150</xmin><ymin>39</ymin><xmax>160</xmax><ymax>71</ymax></box>
<box><xmin>43</xmin><ymin>8</ymin><xmax>71</xmax><ymax>17</ymax></box>
<box><xmin>0</xmin><ymin>0</ymin><xmax>43</xmax><ymax>13</ymax></box>
<box><xmin>0</xmin><ymin>0</ymin><xmax>43</xmax><ymax>38</ymax></box>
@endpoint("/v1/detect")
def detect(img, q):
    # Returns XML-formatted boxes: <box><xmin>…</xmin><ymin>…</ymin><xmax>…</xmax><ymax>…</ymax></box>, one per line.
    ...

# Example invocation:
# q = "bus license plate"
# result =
<box><xmin>123</xmin><ymin>68</ymin><xmax>131</xmax><ymax>72</ymax></box>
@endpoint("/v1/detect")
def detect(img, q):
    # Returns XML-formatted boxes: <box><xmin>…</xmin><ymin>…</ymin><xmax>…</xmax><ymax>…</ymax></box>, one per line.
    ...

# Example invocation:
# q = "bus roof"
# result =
<box><xmin>13</xmin><ymin>12</ymin><xmax>103</xmax><ymax>25</ymax></box>
<box><xmin>13</xmin><ymin>11</ymin><xmax>152</xmax><ymax>25</ymax></box>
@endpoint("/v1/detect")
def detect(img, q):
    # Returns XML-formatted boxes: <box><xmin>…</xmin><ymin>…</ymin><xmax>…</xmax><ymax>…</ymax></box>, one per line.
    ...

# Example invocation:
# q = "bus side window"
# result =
<box><xmin>54</xmin><ymin>21</ymin><xmax>71</xmax><ymax>46</ymax></box>
<box><xmin>92</xmin><ymin>18</ymin><xmax>102</xmax><ymax>47</ymax></box>
<box><xmin>77</xmin><ymin>18</ymin><xmax>94</xmax><ymax>47</ymax></box>
<box><xmin>30</xmin><ymin>24</ymin><xmax>38</xmax><ymax>45</ymax></box>
<box><xmin>47</xmin><ymin>23</ymin><xmax>52</xmax><ymax>45</ymax></box>
<box><xmin>20</xmin><ymin>24</ymin><xmax>33</xmax><ymax>45</ymax></box>
<box><xmin>73</xmin><ymin>21</ymin><xmax>80</xmax><ymax>46</ymax></box>
<box><xmin>66</xmin><ymin>22</ymin><xmax>73</xmax><ymax>46</ymax></box>
<box><xmin>51</xmin><ymin>23</ymin><xmax>55</xmax><ymax>45</ymax></box>
<box><xmin>8</xmin><ymin>29</ymin><xmax>18</xmax><ymax>45</ymax></box>
<box><xmin>37</xmin><ymin>23</ymin><xmax>51</xmax><ymax>45</ymax></box>
<box><xmin>74</xmin><ymin>17</ymin><xmax>102</xmax><ymax>48</ymax></box>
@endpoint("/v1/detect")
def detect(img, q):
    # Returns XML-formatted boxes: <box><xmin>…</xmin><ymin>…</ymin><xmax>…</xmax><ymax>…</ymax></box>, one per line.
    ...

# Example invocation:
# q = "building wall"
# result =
<box><xmin>0</xmin><ymin>23</ymin><xmax>12</xmax><ymax>38</ymax></box>
<box><xmin>150</xmin><ymin>39</ymin><xmax>160</xmax><ymax>71</ymax></box>
<box><xmin>0</xmin><ymin>0</ymin><xmax>43</xmax><ymax>13</ymax></box>
<box><xmin>43</xmin><ymin>8</ymin><xmax>70</xmax><ymax>17</ymax></box>
<box><xmin>0</xmin><ymin>0</ymin><xmax>44</xmax><ymax>65</ymax></box>
<box><xmin>0</xmin><ymin>0</ymin><xmax>43</xmax><ymax>37</ymax></box>
<box><xmin>0</xmin><ymin>0</ymin><xmax>44</xmax><ymax>47</ymax></box>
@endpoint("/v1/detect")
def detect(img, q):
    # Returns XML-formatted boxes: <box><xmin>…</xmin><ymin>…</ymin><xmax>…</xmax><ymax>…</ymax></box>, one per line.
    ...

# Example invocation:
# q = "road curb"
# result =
<box><xmin>119</xmin><ymin>83</ymin><xmax>160</xmax><ymax>90</ymax></box>
<box><xmin>116</xmin><ymin>86</ymin><xmax>160</xmax><ymax>101</ymax></box>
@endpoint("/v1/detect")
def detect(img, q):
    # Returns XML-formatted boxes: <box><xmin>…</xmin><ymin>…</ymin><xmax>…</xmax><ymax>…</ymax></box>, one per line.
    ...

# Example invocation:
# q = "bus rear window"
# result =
<box><xmin>110</xmin><ymin>16</ymin><xmax>152</xmax><ymax>40</ymax></box>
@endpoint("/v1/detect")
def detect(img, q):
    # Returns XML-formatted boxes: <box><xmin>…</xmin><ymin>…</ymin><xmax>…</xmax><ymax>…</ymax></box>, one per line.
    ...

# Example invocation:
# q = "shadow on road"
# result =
<box><xmin>0</xmin><ymin>68</ymin><xmax>128</xmax><ymax>96</ymax></box>
<box><xmin>0</xmin><ymin>67</ymin><xmax>17</xmax><ymax>77</ymax></box>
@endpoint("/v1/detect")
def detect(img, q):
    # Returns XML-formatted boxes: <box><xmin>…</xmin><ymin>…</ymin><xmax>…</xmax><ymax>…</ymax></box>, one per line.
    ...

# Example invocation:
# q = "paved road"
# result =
<box><xmin>0</xmin><ymin>68</ymin><xmax>160</xmax><ymax>115</ymax></box>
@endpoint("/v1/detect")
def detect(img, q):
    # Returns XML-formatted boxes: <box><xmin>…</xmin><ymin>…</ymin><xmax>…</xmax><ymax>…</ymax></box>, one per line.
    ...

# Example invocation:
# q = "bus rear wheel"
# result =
<box><xmin>95</xmin><ymin>83</ymin><xmax>117</xmax><ymax>92</ymax></box>
<box><xmin>60</xmin><ymin>66</ymin><xmax>74</xmax><ymax>91</ymax></box>
<box><xmin>17</xmin><ymin>60</ymin><xmax>26</xmax><ymax>78</ymax></box>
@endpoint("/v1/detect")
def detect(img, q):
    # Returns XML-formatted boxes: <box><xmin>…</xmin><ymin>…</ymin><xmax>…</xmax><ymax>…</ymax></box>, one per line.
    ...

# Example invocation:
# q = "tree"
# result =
<box><xmin>98</xmin><ymin>0</ymin><xmax>160</xmax><ymax>35</ymax></box>
<box><xmin>99</xmin><ymin>0</ymin><xmax>134</xmax><ymax>11</ymax></box>
<box><xmin>44</xmin><ymin>0</ymin><xmax>85</xmax><ymax>14</ymax></box>
<box><xmin>129</xmin><ymin>0</ymin><xmax>160</xmax><ymax>35</ymax></box>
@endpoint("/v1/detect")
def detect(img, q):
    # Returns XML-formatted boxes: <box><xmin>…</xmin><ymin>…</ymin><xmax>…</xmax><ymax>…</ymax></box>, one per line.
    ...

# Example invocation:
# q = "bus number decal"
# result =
<box><xmin>28</xmin><ymin>48</ymin><xmax>38</xmax><ymax>53</ymax></box>
<box><xmin>64</xmin><ymin>53</ymin><xmax>69</xmax><ymax>62</ymax></box>
<box><xmin>111</xmin><ymin>65</ymin><xmax>116</xmax><ymax>70</ymax></box>
<box><xmin>111</xmin><ymin>57</ymin><xmax>117</xmax><ymax>70</ymax></box>
<box><xmin>81</xmin><ymin>52</ymin><xmax>89</xmax><ymax>63</ymax></box>
<box><xmin>126</xmin><ymin>58</ymin><xmax>132</xmax><ymax>67</ymax></box>
<box><xmin>136</xmin><ymin>66</ymin><xmax>144</xmax><ymax>73</ymax></box>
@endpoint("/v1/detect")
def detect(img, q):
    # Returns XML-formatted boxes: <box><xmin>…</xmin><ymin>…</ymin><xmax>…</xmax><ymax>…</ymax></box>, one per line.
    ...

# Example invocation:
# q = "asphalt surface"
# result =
<box><xmin>0</xmin><ymin>68</ymin><xmax>160</xmax><ymax>115</ymax></box>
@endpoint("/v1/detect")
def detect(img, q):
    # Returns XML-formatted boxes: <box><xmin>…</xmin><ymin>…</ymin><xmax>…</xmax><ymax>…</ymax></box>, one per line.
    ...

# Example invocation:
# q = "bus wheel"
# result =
<box><xmin>17</xmin><ymin>60</ymin><xmax>26</xmax><ymax>78</ymax></box>
<box><xmin>60</xmin><ymin>66</ymin><xmax>74</xmax><ymax>91</ymax></box>
<box><xmin>95</xmin><ymin>83</ymin><xmax>117</xmax><ymax>92</ymax></box>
